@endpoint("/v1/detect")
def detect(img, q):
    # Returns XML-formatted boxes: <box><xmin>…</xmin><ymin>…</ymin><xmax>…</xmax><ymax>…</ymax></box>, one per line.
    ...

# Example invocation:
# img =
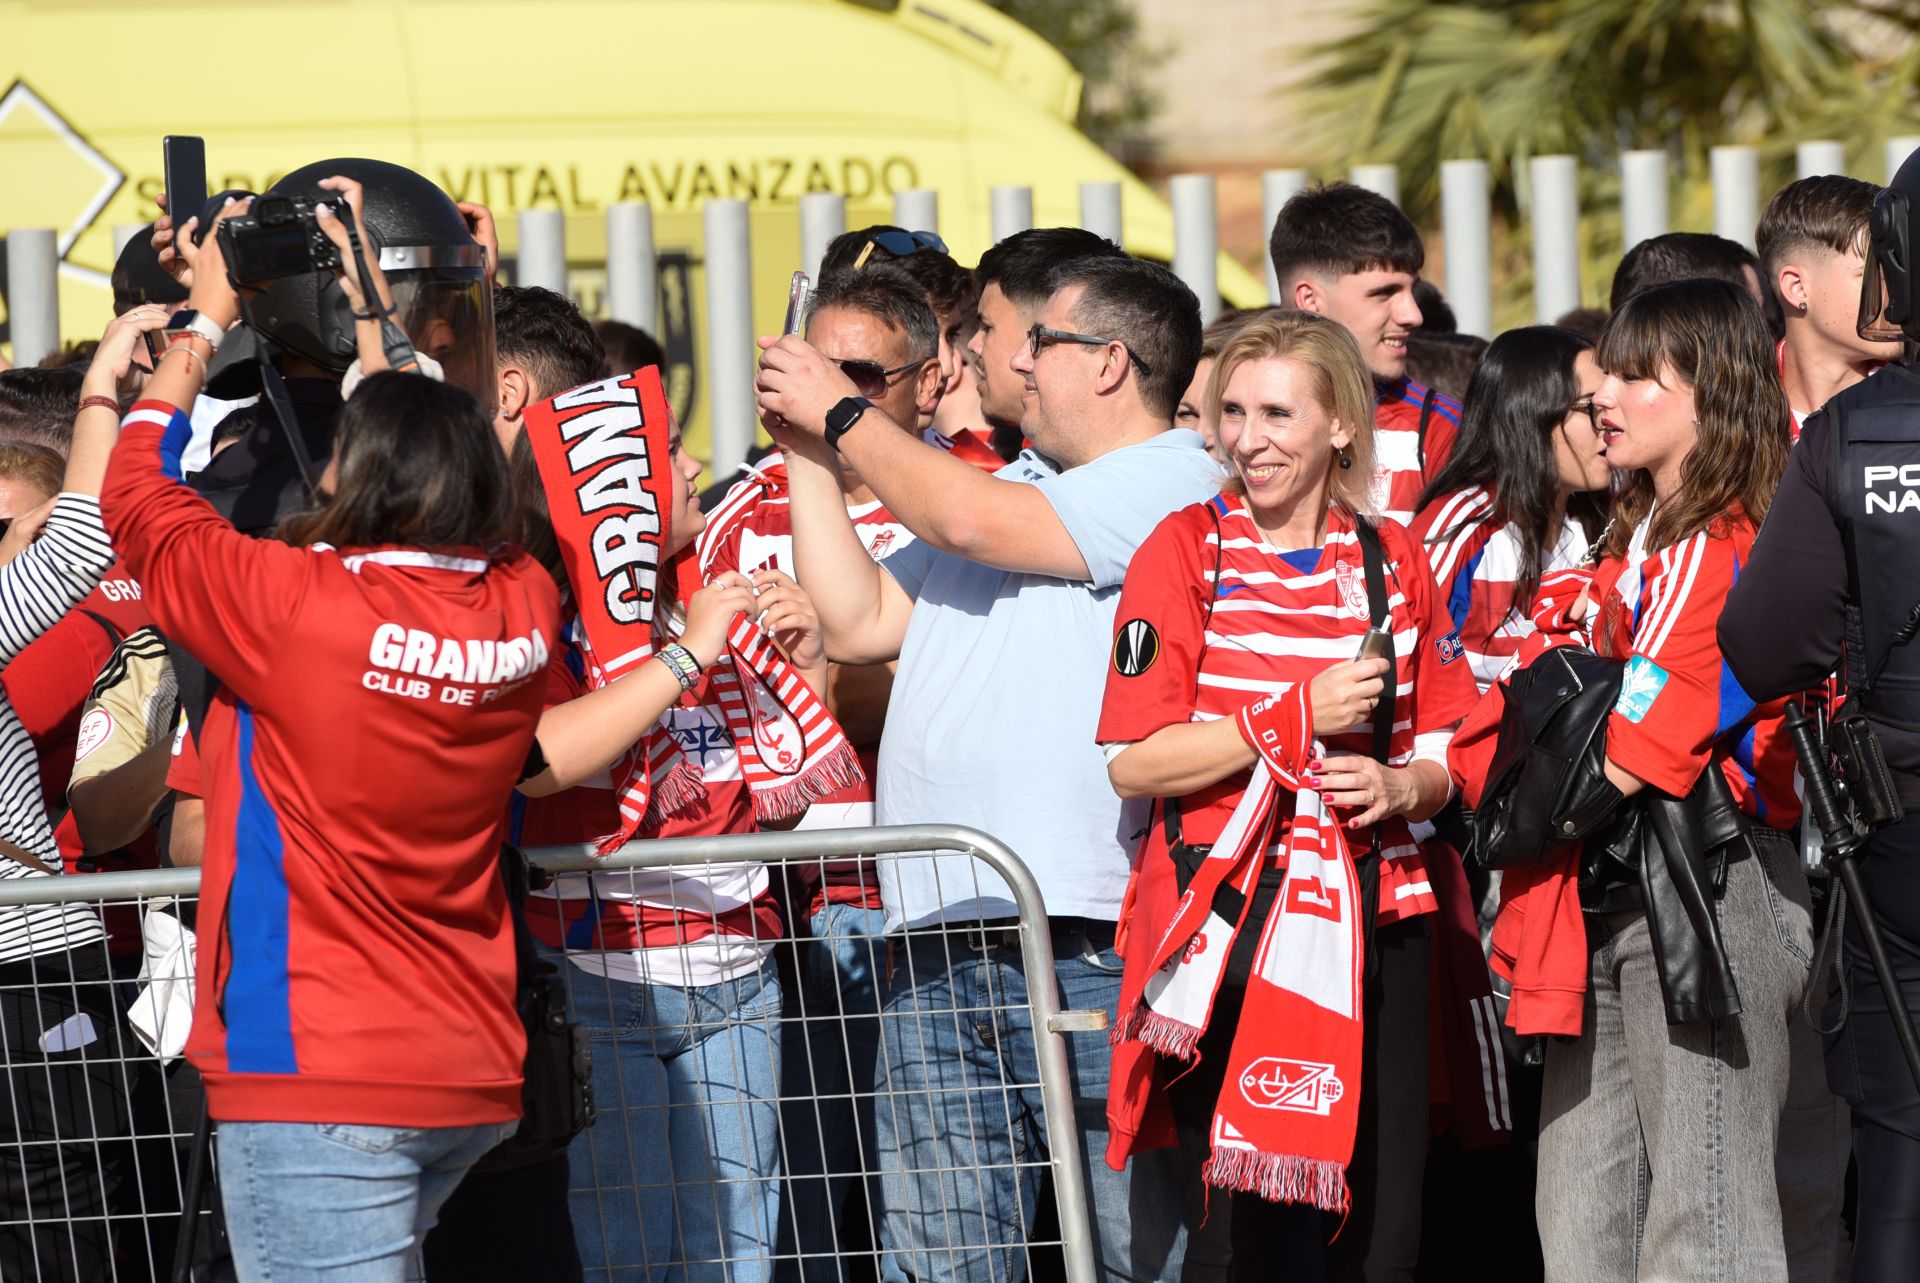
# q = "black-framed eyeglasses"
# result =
<box><xmin>833</xmin><ymin>355</ymin><xmax>934</xmax><ymax>398</ymax></box>
<box><xmin>1026</xmin><ymin>324</ymin><xmax>1154</xmax><ymax>378</ymax></box>
<box><xmin>1570</xmin><ymin>398</ymin><xmax>1600</xmax><ymax>429</ymax></box>
<box><xmin>867</xmin><ymin>229</ymin><xmax>949</xmax><ymax>258</ymax></box>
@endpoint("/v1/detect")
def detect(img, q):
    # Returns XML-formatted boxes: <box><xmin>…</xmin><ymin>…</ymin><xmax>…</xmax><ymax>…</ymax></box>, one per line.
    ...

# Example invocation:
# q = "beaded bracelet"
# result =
<box><xmin>652</xmin><ymin>643</ymin><xmax>703</xmax><ymax>691</ymax></box>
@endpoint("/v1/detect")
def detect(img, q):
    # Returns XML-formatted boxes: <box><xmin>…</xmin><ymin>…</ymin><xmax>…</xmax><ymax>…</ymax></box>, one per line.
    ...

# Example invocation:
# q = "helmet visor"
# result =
<box><xmin>1859</xmin><ymin>190</ymin><xmax>1913</xmax><ymax>343</ymax></box>
<box><xmin>380</xmin><ymin>244</ymin><xmax>495</xmax><ymax>404</ymax></box>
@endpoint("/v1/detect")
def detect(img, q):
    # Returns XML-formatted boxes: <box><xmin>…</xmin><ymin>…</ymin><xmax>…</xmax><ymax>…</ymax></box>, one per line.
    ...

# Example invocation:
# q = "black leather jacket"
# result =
<box><xmin>1474</xmin><ymin>646</ymin><xmax>1747</xmax><ymax>1025</ymax></box>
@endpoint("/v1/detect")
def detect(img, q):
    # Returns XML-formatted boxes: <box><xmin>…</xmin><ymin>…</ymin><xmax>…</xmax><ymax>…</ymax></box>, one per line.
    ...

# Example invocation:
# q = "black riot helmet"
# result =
<box><xmin>243</xmin><ymin>158</ymin><xmax>494</xmax><ymax>400</ymax></box>
<box><xmin>1859</xmin><ymin>151</ymin><xmax>1920</xmax><ymax>344</ymax></box>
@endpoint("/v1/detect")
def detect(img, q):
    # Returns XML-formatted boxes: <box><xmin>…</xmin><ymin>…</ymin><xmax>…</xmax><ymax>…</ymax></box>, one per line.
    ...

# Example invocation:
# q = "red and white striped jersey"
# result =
<box><xmin>1591</xmin><ymin>511</ymin><xmax>1802</xmax><ymax>829</ymax></box>
<box><xmin>1097</xmin><ymin>496</ymin><xmax>1480</xmax><ymax>920</ymax></box>
<box><xmin>1412</xmin><ymin>487</ymin><xmax>1592</xmax><ymax>694</ymax></box>
<box><xmin>922</xmin><ymin>425</ymin><xmax>1005</xmax><ymax>472</ymax></box>
<box><xmin>520</xmin><ymin>633</ymin><xmax>781</xmax><ymax>987</ymax></box>
<box><xmin>695</xmin><ymin>458</ymin><xmax>914</xmax><ymax>912</ymax></box>
<box><xmin>1372</xmin><ymin>378</ymin><xmax>1461</xmax><ymax>526</ymax></box>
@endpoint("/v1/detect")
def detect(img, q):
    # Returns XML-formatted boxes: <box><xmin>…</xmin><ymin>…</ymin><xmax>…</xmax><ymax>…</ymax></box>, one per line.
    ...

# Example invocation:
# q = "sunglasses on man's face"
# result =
<box><xmin>833</xmin><ymin>355</ymin><xmax>934</xmax><ymax>398</ymax></box>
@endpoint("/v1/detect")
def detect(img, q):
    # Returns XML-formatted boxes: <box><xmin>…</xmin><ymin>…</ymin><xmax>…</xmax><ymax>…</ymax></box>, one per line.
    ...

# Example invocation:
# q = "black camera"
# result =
<box><xmin>217</xmin><ymin>194</ymin><xmax>345</xmax><ymax>285</ymax></box>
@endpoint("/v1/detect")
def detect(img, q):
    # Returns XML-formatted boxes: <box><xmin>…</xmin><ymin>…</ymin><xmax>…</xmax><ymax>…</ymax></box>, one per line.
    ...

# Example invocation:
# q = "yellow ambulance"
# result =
<box><xmin>0</xmin><ymin>0</ymin><xmax>1262</xmax><ymax>456</ymax></box>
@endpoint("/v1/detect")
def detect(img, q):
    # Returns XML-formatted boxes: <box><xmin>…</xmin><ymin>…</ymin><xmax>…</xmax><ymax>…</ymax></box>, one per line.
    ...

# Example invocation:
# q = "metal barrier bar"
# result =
<box><xmin>0</xmin><ymin>826</ymin><xmax>1100</xmax><ymax>1283</ymax></box>
<box><xmin>5</xmin><ymin>229</ymin><xmax>60</xmax><ymax>369</ymax></box>
<box><xmin>990</xmin><ymin>186</ymin><xmax>1034</xmax><ymax>243</ymax></box>
<box><xmin>1620</xmin><ymin>148</ymin><xmax>1669</xmax><ymax>251</ymax></box>
<box><xmin>1440</xmin><ymin>159</ymin><xmax>1492</xmax><ymax>339</ymax></box>
<box><xmin>704</xmin><ymin>197</ymin><xmax>756</xmax><ymax>480</ymax></box>
<box><xmin>516</xmin><ymin>207</ymin><xmax>568</xmax><ymax>293</ymax></box>
<box><xmin>1170</xmin><ymin>174</ymin><xmax>1220</xmax><ymax>325</ymax></box>
<box><xmin>1261</xmin><ymin>168</ymin><xmax>1310</xmax><ymax>304</ymax></box>
<box><xmin>1711</xmin><ymin>145</ymin><xmax>1760</xmax><ymax>252</ymax></box>
<box><xmin>1797</xmin><ymin>139</ymin><xmax>1847</xmax><ymax>179</ymax></box>
<box><xmin>1529</xmin><ymin>155</ymin><xmax>1582</xmax><ymax>322</ymax></box>
<box><xmin>1349</xmin><ymin>163</ymin><xmax>1400</xmax><ymax>206</ymax></box>
<box><xmin>1078</xmin><ymin>181</ymin><xmax>1122</xmax><ymax>246</ymax></box>
<box><xmin>605</xmin><ymin>201</ymin><xmax>660</xmax><ymax>334</ymax></box>
<box><xmin>892</xmin><ymin>189</ymin><xmax>939</xmax><ymax>236</ymax></box>
<box><xmin>800</xmin><ymin>193</ymin><xmax>847</xmax><ymax>283</ymax></box>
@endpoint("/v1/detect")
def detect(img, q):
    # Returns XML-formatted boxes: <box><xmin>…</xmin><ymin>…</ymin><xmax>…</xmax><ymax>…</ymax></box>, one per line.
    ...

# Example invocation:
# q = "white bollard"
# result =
<box><xmin>799</xmin><ymin>193</ymin><xmax>846</xmax><ymax>282</ymax></box>
<box><xmin>1350</xmin><ymin>164</ymin><xmax>1400</xmax><ymax>206</ymax></box>
<box><xmin>605</xmin><ymin>202</ymin><xmax>659</xmax><ymax>335</ymax></box>
<box><xmin>1710</xmin><ymin>146</ymin><xmax>1760</xmax><ymax>252</ymax></box>
<box><xmin>1440</xmin><ymin>160</ymin><xmax>1492</xmax><ymax>339</ymax></box>
<box><xmin>1889</xmin><ymin>137</ymin><xmax>1920</xmax><ymax>184</ymax></box>
<box><xmin>991</xmin><ymin>186</ymin><xmax>1034</xmax><ymax>243</ymax></box>
<box><xmin>1797</xmin><ymin>140</ymin><xmax>1847</xmax><ymax>179</ymax></box>
<box><xmin>1620</xmin><ymin>149</ymin><xmax>1669</xmax><ymax>252</ymax></box>
<box><xmin>1170</xmin><ymin>174</ymin><xmax>1220</xmax><ymax>325</ymax></box>
<box><xmin>1529</xmin><ymin>155</ymin><xmax>1583</xmax><ymax>323</ymax></box>
<box><xmin>1079</xmin><ymin>182</ymin><xmax>1122</xmax><ymax>246</ymax></box>
<box><xmin>113</xmin><ymin>224</ymin><xmax>145</xmax><ymax>255</ymax></box>
<box><xmin>703</xmin><ymin>199</ymin><xmax>755</xmax><ymax>479</ymax></box>
<box><xmin>516</xmin><ymin>208</ymin><xmax>567</xmax><ymax>293</ymax></box>
<box><xmin>4</xmin><ymin>229</ymin><xmax>59</xmax><ymax>368</ymax></box>
<box><xmin>1262</xmin><ymin>168</ymin><xmax>1310</xmax><ymax>303</ymax></box>
<box><xmin>892</xmin><ymin>189</ymin><xmax>939</xmax><ymax>236</ymax></box>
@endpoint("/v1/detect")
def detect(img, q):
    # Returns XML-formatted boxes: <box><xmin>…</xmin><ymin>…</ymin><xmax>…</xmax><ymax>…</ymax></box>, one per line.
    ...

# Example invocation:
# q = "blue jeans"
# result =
<box><xmin>554</xmin><ymin>953</ymin><xmax>785</xmax><ymax>1283</ymax></box>
<box><xmin>874</xmin><ymin>920</ymin><xmax>1186</xmax><ymax>1283</ymax></box>
<box><xmin>777</xmin><ymin>901</ymin><xmax>890</xmax><ymax>1283</ymax></box>
<box><xmin>217</xmin><ymin>1118</ymin><xmax>518</xmax><ymax>1283</ymax></box>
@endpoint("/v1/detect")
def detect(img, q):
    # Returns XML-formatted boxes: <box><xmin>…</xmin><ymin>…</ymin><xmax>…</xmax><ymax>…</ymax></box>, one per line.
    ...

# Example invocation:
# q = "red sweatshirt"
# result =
<box><xmin>103</xmin><ymin>399</ymin><xmax>560</xmax><ymax>1128</ymax></box>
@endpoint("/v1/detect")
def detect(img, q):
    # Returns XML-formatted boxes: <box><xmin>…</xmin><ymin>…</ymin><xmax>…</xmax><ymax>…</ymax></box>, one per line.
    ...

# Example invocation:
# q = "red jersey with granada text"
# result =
<box><xmin>1096</xmin><ymin>497</ymin><xmax>1479</xmax><ymax>920</ymax></box>
<box><xmin>1372</xmin><ymin>378</ymin><xmax>1460</xmax><ymax>526</ymax></box>
<box><xmin>104</xmin><ymin>399</ymin><xmax>561</xmax><ymax>1129</ymax></box>
<box><xmin>1590</xmin><ymin>510</ymin><xmax>1801</xmax><ymax>828</ymax></box>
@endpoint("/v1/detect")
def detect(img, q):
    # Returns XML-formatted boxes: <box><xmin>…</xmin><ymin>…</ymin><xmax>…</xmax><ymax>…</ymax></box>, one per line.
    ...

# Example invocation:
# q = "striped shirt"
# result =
<box><xmin>1592</xmin><ymin>510</ymin><xmax>1801</xmax><ymax>828</ymax></box>
<box><xmin>1413</xmin><ymin>487</ymin><xmax>1591</xmax><ymax>693</ymax></box>
<box><xmin>0</xmin><ymin>494</ymin><xmax>117</xmax><ymax>962</ymax></box>
<box><xmin>1096</xmin><ymin>496</ymin><xmax>1479</xmax><ymax>917</ymax></box>
<box><xmin>1372</xmin><ymin>378</ymin><xmax>1461</xmax><ymax>525</ymax></box>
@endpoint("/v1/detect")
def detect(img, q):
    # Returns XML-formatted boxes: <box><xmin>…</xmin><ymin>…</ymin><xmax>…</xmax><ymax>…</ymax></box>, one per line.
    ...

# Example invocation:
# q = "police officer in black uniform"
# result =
<box><xmin>1720</xmin><ymin>150</ymin><xmax>1920</xmax><ymax>1283</ymax></box>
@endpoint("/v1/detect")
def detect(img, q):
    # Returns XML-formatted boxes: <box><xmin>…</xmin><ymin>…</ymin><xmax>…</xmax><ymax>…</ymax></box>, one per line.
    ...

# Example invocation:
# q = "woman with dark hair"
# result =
<box><xmin>1505</xmin><ymin>279</ymin><xmax>1812</xmax><ymax>1282</ymax></box>
<box><xmin>98</xmin><ymin>194</ymin><xmax>561</xmax><ymax>1281</ymax></box>
<box><xmin>1412</xmin><ymin>326</ymin><xmax>1611</xmax><ymax>693</ymax></box>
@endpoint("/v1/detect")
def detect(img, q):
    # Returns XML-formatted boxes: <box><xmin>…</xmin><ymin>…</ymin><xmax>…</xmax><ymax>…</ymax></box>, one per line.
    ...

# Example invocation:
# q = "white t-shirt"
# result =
<box><xmin>875</xmin><ymin>430</ymin><xmax>1223</xmax><ymax>929</ymax></box>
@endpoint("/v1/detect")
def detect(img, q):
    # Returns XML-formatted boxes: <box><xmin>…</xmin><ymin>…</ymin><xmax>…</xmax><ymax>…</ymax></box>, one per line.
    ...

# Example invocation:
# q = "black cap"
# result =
<box><xmin>110</xmin><ymin>224</ymin><xmax>189</xmax><ymax>314</ymax></box>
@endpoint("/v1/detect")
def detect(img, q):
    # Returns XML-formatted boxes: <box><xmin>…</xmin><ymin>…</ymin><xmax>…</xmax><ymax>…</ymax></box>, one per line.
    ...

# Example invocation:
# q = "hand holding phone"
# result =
<box><xmin>783</xmin><ymin>271</ymin><xmax>813</xmax><ymax>337</ymax></box>
<box><xmin>163</xmin><ymin>136</ymin><xmax>208</xmax><ymax>245</ymax></box>
<box><xmin>1354</xmin><ymin>625</ymin><xmax>1392</xmax><ymax>664</ymax></box>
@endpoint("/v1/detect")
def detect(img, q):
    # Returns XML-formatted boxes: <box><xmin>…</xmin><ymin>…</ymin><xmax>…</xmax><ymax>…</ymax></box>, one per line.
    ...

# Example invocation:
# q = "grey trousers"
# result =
<box><xmin>1536</xmin><ymin>830</ymin><xmax>1815</xmax><ymax>1283</ymax></box>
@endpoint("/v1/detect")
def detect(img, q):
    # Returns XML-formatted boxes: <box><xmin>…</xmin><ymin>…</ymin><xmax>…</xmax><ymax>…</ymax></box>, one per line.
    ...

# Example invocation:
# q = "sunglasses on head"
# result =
<box><xmin>865</xmin><ymin>229</ymin><xmax>948</xmax><ymax>259</ymax></box>
<box><xmin>833</xmin><ymin>355</ymin><xmax>934</xmax><ymax>398</ymax></box>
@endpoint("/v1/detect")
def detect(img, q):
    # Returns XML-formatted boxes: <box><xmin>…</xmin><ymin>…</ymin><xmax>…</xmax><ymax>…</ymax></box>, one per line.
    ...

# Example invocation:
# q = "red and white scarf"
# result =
<box><xmin>1114</xmin><ymin>683</ymin><xmax>1365</xmax><ymax>1212</ymax></box>
<box><xmin>523</xmin><ymin>368</ymin><xmax>862</xmax><ymax>852</ymax></box>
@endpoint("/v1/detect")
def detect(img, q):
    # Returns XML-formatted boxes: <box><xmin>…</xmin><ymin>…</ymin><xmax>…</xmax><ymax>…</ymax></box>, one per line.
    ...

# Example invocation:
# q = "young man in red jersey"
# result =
<box><xmin>1270</xmin><ymin>183</ymin><xmax>1460</xmax><ymax>525</ymax></box>
<box><xmin>1760</xmin><ymin>175</ymin><xmax>1905</xmax><ymax>437</ymax></box>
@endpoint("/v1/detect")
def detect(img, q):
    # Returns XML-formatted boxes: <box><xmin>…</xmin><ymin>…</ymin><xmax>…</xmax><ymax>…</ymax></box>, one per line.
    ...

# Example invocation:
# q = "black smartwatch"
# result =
<box><xmin>824</xmin><ymin>396</ymin><xmax>873</xmax><ymax>452</ymax></box>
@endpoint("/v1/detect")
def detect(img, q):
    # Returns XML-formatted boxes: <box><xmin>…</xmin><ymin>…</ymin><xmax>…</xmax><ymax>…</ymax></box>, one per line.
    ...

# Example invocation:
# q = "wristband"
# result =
<box><xmin>78</xmin><ymin>395</ymin><xmax>120</xmax><ymax>416</ymax></box>
<box><xmin>653</xmin><ymin>643</ymin><xmax>704</xmax><ymax>692</ymax></box>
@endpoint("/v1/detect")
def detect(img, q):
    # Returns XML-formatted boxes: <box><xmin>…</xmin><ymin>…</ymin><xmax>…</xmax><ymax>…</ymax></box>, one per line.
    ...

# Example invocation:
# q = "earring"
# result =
<box><xmin>1338</xmin><ymin>451</ymin><xmax>1353</xmax><ymax>470</ymax></box>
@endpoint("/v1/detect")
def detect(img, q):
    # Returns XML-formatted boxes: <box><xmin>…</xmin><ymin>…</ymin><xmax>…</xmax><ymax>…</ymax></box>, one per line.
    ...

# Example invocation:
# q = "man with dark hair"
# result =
<box><xmin>969</xmin><ymin>227</ymin><xmax>1128</xmax><ymax>451</ymax></box>
<box><xmin>698</xmin><ymin>265</ymin><xmax>937</xmax><ymax>1282</ymax></box>
<box><xmin>1269</xmin><ymin>182</ymin><xmax>1460</xmax><ymax>523</ymax></box>
<box><xmin>1610</xmin><ymin>231</ymin><xmax>1766</xmax><ymax>311</ymax></box>
<box><xmin>592</xmin><ymin>319</ymin><xmax>666</xmax><ymax>380</ymax></box>
<box><xmin>1759</xmin><ymin>175</ymin><xmax>1903</xmax><ymax>434</ymax></box>
<box><xmin>756</xmin><ymin>250</ymin><xmax>1217</xmax><ymax>1283</ymax></box>
<box><xmin>488</xmin><ymin>285</ymin><xmax>606</xmax><ymax>452</ymax></box>
<box><xmin>0</xmin><ymin>367</ymin><xmax>83</xmax><ymax>456</ymax></box>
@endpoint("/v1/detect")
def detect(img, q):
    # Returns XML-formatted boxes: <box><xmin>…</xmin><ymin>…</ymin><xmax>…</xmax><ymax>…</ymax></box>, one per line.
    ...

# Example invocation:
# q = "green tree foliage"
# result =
<box><xmin>984</xmin><ymin>0</ymin><xmax>1164</xmax><ymax>156</ymax></box>
<box><xmin>1299</xmin><ymin>0</ymin><xmax>1876</xmax><ymax>220</ymax></box>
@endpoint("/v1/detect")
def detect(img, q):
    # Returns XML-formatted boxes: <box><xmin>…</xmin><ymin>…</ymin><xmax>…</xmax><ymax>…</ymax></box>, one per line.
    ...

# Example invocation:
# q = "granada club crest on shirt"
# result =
<box><xmin>1238</xmin><ymin>1056</ymin><xmax>1346</xmax><ymax>1115</ymax></box>
<box><xmin>1333</xmin><ymin>558</ymin><xmax>1370</xmax><ymax>619</ymax></box>
<box><xmin>1113</xmin><ymin>618</ymin><xmax>1160</xmax><ymax>677</ymax></box>
<box><xmin>742</xmin><ymin>664</ymin><xmax>806</xmax><ymax>775</ymax></box>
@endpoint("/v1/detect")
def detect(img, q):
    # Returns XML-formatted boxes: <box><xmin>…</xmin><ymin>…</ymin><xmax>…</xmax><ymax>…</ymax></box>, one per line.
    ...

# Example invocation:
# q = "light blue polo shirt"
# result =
<box><xmin>875</xmin><ymin>429</ymin><xmax>1223</xmax><ymax>929</ymax></box>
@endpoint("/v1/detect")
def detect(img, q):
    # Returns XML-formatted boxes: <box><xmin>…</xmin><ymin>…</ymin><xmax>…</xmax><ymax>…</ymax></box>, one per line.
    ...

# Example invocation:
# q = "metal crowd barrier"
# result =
<box><xmin>0</xmin><ymin>824</ymin><xmax>1098</xmax><ymax>1283</ymax></box>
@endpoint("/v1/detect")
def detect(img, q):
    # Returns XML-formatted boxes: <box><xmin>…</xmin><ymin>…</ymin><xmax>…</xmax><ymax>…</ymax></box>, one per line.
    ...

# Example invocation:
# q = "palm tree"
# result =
<box><xmin>1296</xmin><ymin>0</ymin><xmax>1883</xmax><ymax>221</ymax></box>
